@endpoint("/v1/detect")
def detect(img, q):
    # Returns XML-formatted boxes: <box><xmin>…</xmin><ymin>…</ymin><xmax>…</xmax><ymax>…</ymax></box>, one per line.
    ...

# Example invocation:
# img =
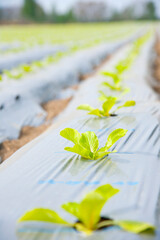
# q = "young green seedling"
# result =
<box><xmin>98</xmin><ymin>91</ymin><xmax>118</xmax><ymax>102</ymax></box>
<box><xmin>77</xmin><ymin>99</ymin><xmax>135</xmax><ymax>118</ymax></box>
<box><xmin>102</xmin><ymin>71</ymin><xmax>122</xmax><ymax>86</ymax></box>
<box><xmin>102</xmin><ymin>80</ymin><xmax>129</xmax><ymax>92</ymax></box>
<box><xmin>60</xmin><ymin>128</ymin><xmax>127</xmax><ymax>160</ymax></box>
<box><xmin>18</xmin><ymin>184</ymin><xmax>155</xmax><ymax>236</ymax></box>
<box><xmin>115</xmin><ymin>60</ymin><xmax>128</xmax><ymax>74</ymax></box>
<box><xmin>3</xmin><ymin>69</ymin><xmax>23</xmax><ymax>80</ymax></box>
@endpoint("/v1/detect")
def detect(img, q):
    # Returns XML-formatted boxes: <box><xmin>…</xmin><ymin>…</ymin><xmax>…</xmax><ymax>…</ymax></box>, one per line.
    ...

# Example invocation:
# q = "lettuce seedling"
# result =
<box><xmin>102</xmin><ymin>81</ymin><xmax>130</xmax><ymax>92</ymax></box>
<box><xmin>3</xmin><ymin>69</ymin><xmax>23</xmax><ymax>80</ymax></box>
<box><xmin>60</xmin><ymin>128</ymin><xmax>127</xmax><ymax>160</ymax></box>
<box><xmin>98</xmin><ymin>91</ymin><xmax>118</xmax><ymax>102</ymax></box>
<box><xmin>77</xmin><ymin>99</ymin><xmax>135</xmax><ymax>118</ymax></box>
<box><xmin>18</xmin><ymin>184</ymin><xmax>155</xmax><ymax>235</ymax></box>
<box><xmin>98</xmin><ymin>89</ymin><xmax>130</xmax><ymax>102</ymax></box>
<box><xmin>102</xmin><ymin>71</ymin><xmax>121</xmax><ymax>85</ymax></box>
<box><xmin>115</xmin><ymin>60</ymin><xmax>128</xmax><ymax>74</ymax></box>
<box><xmin>21</xmin><ymin>64</ymin><xmax>32</xmax><ymax>73</ymax></box>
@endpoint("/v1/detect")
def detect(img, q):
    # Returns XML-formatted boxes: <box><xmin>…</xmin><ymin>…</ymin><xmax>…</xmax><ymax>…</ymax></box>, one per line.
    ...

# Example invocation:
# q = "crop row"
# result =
<box><xmin>0</xmin><ymin>29</ymin><xmax>159</xmax><ymax>240</ymax></box>
<box><xmin>0</xmin><ymin>34</ymin><xmax>139</xmax><ymax>144</ymax></box>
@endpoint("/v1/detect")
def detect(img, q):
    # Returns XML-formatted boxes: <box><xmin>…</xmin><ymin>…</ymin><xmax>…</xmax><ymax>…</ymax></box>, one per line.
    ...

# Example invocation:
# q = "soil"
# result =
<box><xmin>80</xmin><ymin>55</ymin><xmax>112</xmax><ymax>81</ymax></box>
<box><xmin>0</xmin><ymin>97</ymin><xmax>71</xmax><ymax>162</ymax></box>
<box><xmin>153</xmin><ymin>36</ymin><xmax>160</xmax><ymax>90</ymax></box>
<box><xmin>42</xmin><ymin>97</ymin><xmax>72</xmax><ymax>121</ymax></box>
<box><xmin>0</xmin><ymin>52</ymin><xmax>113</xmax><ymax>163</ymax></box>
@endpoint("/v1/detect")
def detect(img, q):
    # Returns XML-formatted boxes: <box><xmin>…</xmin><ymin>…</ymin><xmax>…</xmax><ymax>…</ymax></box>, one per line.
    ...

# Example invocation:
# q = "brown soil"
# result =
<box><xmin>80</xmin><ymin>55</ymin><xmax>111</xmax><ymax>81</ymax></box>
<box><xmin>0</xmin><ymin>98</ymin><xmax>71</xmax><ymax>162</ymax></box>
<box><xmin>153</xmin><ymin>37</ymin><xmax>160</xmax><ymax>85</ymax></box>
<box><xmin>42</xmin><ymin>97</ymin><xmax>72</xmax><ymax>121</ymax></box>
<box><xmin>0</xmin><ymin>52</ymin><xmax>113</xmax><ymax>163</ymax></box>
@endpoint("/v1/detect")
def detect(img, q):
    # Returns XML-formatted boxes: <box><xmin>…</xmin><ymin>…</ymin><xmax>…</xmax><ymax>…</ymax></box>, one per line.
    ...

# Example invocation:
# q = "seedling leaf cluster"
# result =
<box><xmin>18</xmin><ymin>184</ymin><xmax>154</xmax><ymax>235</ymax></box>
<box><xmin>60</xmin><ymin>128</ymin><xmax>127</xmax><ymax>160</ymax></box>
<box><xmin>77</xmin><ymin>99</ymin><xmax>135</xmax><ymax>117</ymax></box>
<box><xmin>17</xmin><ymin>31</ymin><xmax>156</xmax><ymax>237</ymax></box>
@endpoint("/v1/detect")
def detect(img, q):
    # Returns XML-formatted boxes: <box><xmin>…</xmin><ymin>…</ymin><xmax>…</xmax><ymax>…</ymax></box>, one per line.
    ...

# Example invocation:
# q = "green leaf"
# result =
<box><xmin>88</xmin><ymin>109</ymin><xmax>102</xmax><ymax>117</ymax></box>
<box><xmin>65</xmin><ymin>144</ymin><xmax>91</xmax><ymax>159</ymax></box>
<box><xmin>61</xmin><ymin>128</ymin><xmax>128</xmax><ymax>160</ymax></box>
<box><xmin>98</xmin><ymin>91</ymin><xmax>118</xmax><ymax>102</ymax></box>
<box><xmin>78</xmin><ymin>191</ymin><xmax>107</xmax><ymax>230</ymax></box>
<box><xmin>117</xmin><ymin>101</ymin><xmax>136</xmax><ymax>110</ymax></box>
<box><xmin>77</xmin><ymin>104</ymin><xmax>94</xmax><ymax>111</ymax></box>
<box><xmin>78</xmin><ymin>184</ymin><xmax>119</xmax><ymax>230</ymax></box>
<box><xmin>33</xmin><ymin>61</ymin><xmax>43</xmax><ymax>67</ymax></box>
<box><xmin>94</xmin><ymin>184</ymin><xmax>119</xmax><ymax>202</ymax></box>
<box><xmin>102</xmin><ymin>71</ymin><xmax>121</xmax><ymax>85</ymax></box>
<box><xmin>116</xmin><ymin>220</ymin><xmax>155</xmax><ymax>234</ymax></box>
<box><xmin>60</xmin><ymin>128</ymin><xmax>81</xmax><ymax>145</ymax></box>
<box><xmin>18</xmin><ymin>208</ymin><xmax>70</xmax><ymax>225</ymax></box>
<box><xmin>74</xmin><ymin>223</ymin><xmax>93</xmax><ymax>235</ymax></box>
<box><xmin>102</xmin><ymin>71</ymin><xmax>116</xmax><ymax>78</ymax></box>
<box><xmin>79</xmin><ymin>131</ymin><xmax>99</xmax><ymax>153</ymax></box>
<box><xmin>102</xmin><ymin>99</ymin><xmax>116</xmax><ymax>116</ymax></box>
<box><xmin>0</xmin><ymin>75</ymin><xmax>2</xmax><ymax>81</ymax></box>
<box><xmin>102</xmin><ymin>82</ymin><xmax>120</xmax><ymax>91</ymax></box>
<box><xmin>22</xmin><ymin>65</ymin><xmax>32</xmax><ymax>72</ymax></box>
<box><xmin>105</xmin><ymin>129</ymin><xmax>128</xmax><ymax>150</ymax></box>
<box><xmin>62</xmin><ymin>202</ymin><xmax>80</xmax><ymax>218</ymax></box>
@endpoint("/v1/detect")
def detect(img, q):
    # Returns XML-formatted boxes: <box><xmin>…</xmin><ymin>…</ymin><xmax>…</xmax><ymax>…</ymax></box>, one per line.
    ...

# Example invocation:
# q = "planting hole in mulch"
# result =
<box><xmin>110</xmin><ymin>114</ymin><xmax>118</xmax><ymax>117</ymax></box>
<box><xmin>15</xmin><ymin>95</ymin><xmax>21</xmax><ymax>101</ymax></box>
<box><xmin>74</xmin><ymin>216</ymin><xmax>113</xmax><ymax>232</ymax></box>
<box><xmin>0</xmin><ymin>104</ymin><xmax>4</xmax><ymax>110</ymax></box>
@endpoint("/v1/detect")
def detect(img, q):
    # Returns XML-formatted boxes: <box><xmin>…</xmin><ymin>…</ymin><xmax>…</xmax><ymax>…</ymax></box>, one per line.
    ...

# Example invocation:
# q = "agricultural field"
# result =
<box><xmin>0</xmin><ymin>22</ymin><xmax>160</xmax><ymax>240</ymax></box>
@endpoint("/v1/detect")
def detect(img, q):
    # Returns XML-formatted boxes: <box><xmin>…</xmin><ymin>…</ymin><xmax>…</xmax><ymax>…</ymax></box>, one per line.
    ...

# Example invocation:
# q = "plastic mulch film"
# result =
<box><xmin>0</xmin><ymin>38</ymin><xmax>134</xmax><ymax>144</ymax></box>
<box><xmin>55</xmin><ymin>37</ymin><xmax>160</xmax><ymax>124</ymax></box>
<box><xmin>0</xmin><ymin>45</ymin><xmax>67</xmax><ymax>72</ymax></box>
<box><xmin>0</xmin><ymin>33</ymin><xmax>160</xmax><ymax>240</ymax></box>
<box><xmin>0</xmin><ymin>97</ymin><xmax>46</xmax><ymax>144</ymax></box>
<box><xmin>0</xmin><ymin>42</ymin><xmax>21</xmax><ymax>53</ymax></box>
<box><xmin>0</xmin><ymin>112</ymin><xmax>160</xmax><ymax>240</ymax></box>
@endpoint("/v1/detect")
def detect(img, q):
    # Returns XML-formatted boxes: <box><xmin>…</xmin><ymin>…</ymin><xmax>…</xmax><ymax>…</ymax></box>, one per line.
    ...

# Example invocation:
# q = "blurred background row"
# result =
<box><xmin>0</xmin><ymin>0</ymin><xmax>159</xmax><ymax>24</ymax></box>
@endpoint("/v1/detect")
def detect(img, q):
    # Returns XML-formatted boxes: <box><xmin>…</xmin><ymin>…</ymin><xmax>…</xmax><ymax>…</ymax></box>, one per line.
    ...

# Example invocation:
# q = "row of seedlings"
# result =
<box><xmin>15</xmin><ymin>32</ymin><xmax>159</xmax><ymax>240</ymax></box>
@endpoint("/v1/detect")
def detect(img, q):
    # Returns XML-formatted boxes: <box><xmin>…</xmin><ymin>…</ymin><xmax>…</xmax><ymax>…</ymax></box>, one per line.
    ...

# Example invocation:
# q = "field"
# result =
<box><xmin>0</xmin><ymin>22</ymin><xmax>160</xmax><ymax>240</ymax></box>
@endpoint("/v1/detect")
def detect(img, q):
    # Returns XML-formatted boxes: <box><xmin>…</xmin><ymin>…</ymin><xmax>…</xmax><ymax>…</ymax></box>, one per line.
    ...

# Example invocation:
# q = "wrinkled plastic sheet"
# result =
<box><xmin>0</xmin><ymin>44</ymin><xmax>67</xmax><ymax>72</ymax></box>
<box><xmin>0</xmin><ymin>112</ymin><xmax>160</xmax><ymax>240</ymax></box>
<box><xmin>0</xmin><ymin>98</ymin><xmax>46</xmax><ymax>143</ymax></box>
<box><xmin>0</xmin><ymin>42</ymin><xmax>21</xmax><ymax>53</ymax></box>
<box><xmin>0</xmin><ymin>35</ymin><xmax>160</xmax><ymax>240</ymax></box>
<box><xmin>55</xmin><ymin>38</ymin><xmax>160</xmax><ymax>124</ymax></box>
<box><xmin>0</xmin><ymin>39</ymin><xmax>132</xmax><ymax>144</ymax></box>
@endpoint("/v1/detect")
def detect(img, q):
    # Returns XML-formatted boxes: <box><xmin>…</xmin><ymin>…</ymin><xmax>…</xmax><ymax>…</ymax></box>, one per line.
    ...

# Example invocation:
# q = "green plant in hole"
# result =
<box><xmin>77</xmin><ymin>98</ymin><xmax>135</xmax><ymax>118</ymax></box>
<box><xmin>18</xmin><ymin>184</ymin><xmax>155</xmax><ymax>236</ymax></box>
<box><xmin>98</xmin><ymin>90</ymin><xmax>130</xmax><ymax>102</ymax></box>
<box><xmin>98</xmin><ymin>91</ymin><xmax>118</xmax><ymax>102</ymax></box>
<box><xmin>102</xmin><ymin>80</ymin><xmax>129</xmax><ymax>92</ymax></box>
<box><xmin>60</xmin><ymin>128</ymin><xmax>127</xmax><ymax>160</ymax></box>
<box><xmin>3</xmin><ymin>69</ymin><xmax>23</xmax><ymax>80</ymax></box>
<box><xmin>101</xmin><ymin>69</ymin><xmax>127</xmax><ymax>92</ymax></box>
<box><xmin>102</xmin><ymin>71</ymin><xmax>122</xmax><ymax>86</ymax></box>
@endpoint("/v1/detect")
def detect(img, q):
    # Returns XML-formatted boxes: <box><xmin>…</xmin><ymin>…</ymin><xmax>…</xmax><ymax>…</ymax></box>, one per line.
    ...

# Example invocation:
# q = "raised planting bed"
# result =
<box><xmin>0</xmin><ymin>35</ymin><xmax>138</xmax><ymax>146</ymax></box>
<box><xmin>0</xmin><ymin>30</ymin><xmax>160</xmax><ymax>240</ymax></box>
